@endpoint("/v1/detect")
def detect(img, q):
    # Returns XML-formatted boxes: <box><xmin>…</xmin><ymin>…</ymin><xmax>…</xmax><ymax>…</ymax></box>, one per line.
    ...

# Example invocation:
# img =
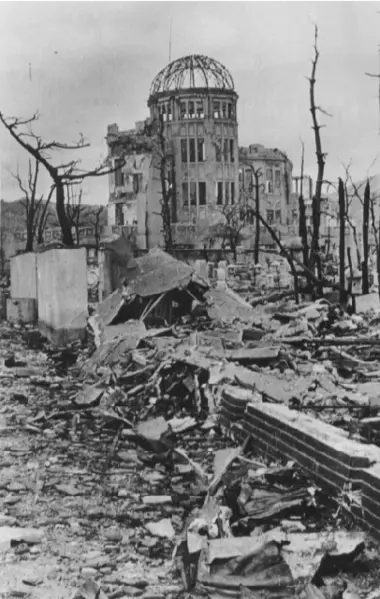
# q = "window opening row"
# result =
<box><xmin>215</xmin><ymin>139</ymin><xmax>235</xmax><ymax>163</ymax></box>
<box><xmin>182</xmin><ymin>181</ymin><xmax>236</xmax><ymax>208</ymax></box>
<box><xmin>216</xmin><ymin>181</ymin><xmax>236</xmax><ymax>205</ymax></box>
<box><xmin>181</xmin><ymin>138</ymin><xmax>206</xmax><ymax>163</ymax></box>
<box><xmin>157</xmin><ymin>99</ymin><xmax>235</xmax><ymax>121</ymax></box>
<box><xmin>181</xmin><ymin>138</ymin><xmax>235</xmax><ymax>163</ymax></box>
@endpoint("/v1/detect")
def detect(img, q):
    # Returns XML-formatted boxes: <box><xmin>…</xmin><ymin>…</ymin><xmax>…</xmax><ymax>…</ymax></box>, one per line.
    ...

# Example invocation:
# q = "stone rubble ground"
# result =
<box><xmin>3</xmin><ymin>284</ymin><xmax>380</xmax><ymax>598</ymax></box>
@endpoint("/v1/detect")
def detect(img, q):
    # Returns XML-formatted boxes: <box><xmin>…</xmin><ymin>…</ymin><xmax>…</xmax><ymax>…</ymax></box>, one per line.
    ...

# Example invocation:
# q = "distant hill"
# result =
<box><xmin>1</xmin><ymin>199</ymin><xmax>108</xmax><ymax>231</ymax></box>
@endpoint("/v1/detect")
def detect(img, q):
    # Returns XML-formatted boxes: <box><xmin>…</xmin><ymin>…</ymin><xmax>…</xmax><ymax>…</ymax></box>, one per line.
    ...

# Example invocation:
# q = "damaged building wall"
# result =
<box><xmin>106</xmin><ymin>124</ymin><xmax>164</xmax><ymax>250</ymax></box>
<box><xmin>238</xmin><ymin>145</ymin><xmax>298</xmax><ymax>248</ymax></box>
<box><xmin>148</xmin><ymin>67</ymin><xmax>240</xmax><ymax>248</ymax></box>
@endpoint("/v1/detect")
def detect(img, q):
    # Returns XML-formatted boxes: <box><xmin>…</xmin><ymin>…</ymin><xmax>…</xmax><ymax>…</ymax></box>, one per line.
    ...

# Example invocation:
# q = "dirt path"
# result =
<box><xmin>0</xmin><ymin>325</ymin><xmax>184</xmax><ymax>599</ymax></box>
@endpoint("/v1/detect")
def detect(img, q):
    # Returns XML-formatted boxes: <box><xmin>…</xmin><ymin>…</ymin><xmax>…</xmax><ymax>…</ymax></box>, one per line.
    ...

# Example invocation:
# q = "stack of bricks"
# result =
<box><xmin>219</xmin><ymin>386</ymin><xmax>259</xmax><ymax>430</ymax></box>
<box><xmin>219</xmin><ymin>388</ymin><xmax>380</xmax><ymax>540</ymax></box>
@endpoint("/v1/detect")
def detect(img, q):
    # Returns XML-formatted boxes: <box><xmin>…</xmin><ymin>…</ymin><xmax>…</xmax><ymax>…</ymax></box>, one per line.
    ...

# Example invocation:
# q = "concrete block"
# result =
<box><xmin>7</xmin><ymin>298</ymin><xmax>37</xmax><ymax>323</ymax></box>
<box><xmin>37</xmin><ymin>248</ymin><xmax>88</xmax><ymax>345</ymax></box>
<box><xmin>10</xmin><ymin>253</ymin><xmax>38</xmax><ymax>299</ymax></box>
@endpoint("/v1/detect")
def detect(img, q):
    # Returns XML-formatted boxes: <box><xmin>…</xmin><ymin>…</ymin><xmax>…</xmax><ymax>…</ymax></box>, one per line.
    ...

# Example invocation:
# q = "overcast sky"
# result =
<box><xmin>1</xmin><ymin>1</ymin><xmax>380</xmax><ymax>205</ymax></box>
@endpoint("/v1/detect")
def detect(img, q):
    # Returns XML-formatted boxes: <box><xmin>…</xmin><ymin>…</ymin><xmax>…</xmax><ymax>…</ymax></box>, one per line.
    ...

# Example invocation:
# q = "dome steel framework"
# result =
<box><xmin>149</xmin><ymin>54</ymin><xmax>235</xmax><ymax>97</ymax></box>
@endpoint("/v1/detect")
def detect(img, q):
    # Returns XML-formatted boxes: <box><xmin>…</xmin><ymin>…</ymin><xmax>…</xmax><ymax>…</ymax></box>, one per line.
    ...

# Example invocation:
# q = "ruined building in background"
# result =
<box><xmin>239</xmin><ymin>145</ymin><xmax>297</xmax><ymax>245</ymax></box>
<box><xmin>106</xmin><ymin>54</ymin><xmax>297</xmax><ymax>250</ymax></box>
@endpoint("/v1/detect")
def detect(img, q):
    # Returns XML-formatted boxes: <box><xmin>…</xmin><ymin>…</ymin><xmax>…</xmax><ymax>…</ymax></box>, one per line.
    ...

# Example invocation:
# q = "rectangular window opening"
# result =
<box><xmin>215</xmin><ymin>139</ymin><xmax>222</xmax><ymax>162</ymax></box>
<box><xmin>115</xmin><ymin>203</ymin><xmax>124</xmax><ymax>226</ymax></box>
<box><xmin>217</xmin><ymin>182</ymin><xmax>223</xmax><ymax>205</ymax></box>
<box><xmin>188</xmin><ymin>101</ymin><xmax>195</xmax><ymax>119</ymax></box>
<box><xmin>182</xmin><ymin>182</ymin><xmax>189</xmax><ymax>207</ymax></box>
<box><xmin>222</xmin><ymin>102</ymin><xmax>227</xmax><ymax>118</ymax></box>
<box><xmin>231</xmin><ymin>182</ymin><xmax>235</xmax><ymax>204</ymax></box>
<box><xmin>180</xmin><ymin>101</ymin><xmax>187</xmax><ymax>120</ymax></box>
<box><xmin>266</xmin><ymin>209</ymin><xmax>274</xmax><ymax>225</ymax></box>
<box><xmin>239</xmin><ymin>169</ymin><xmax>244</xmax><ymax>190</ymax></box>
<box><xmin>230</xmin><ymin>140</ymin><xmax>235</xmax><ymax>163</ymax></box>
<box><xmin>133</xmin><ymin>174</ymin><xmax>140</xmax><ymax>194</ymax></box>
<box><xmin>196</xmin><ymin>100</ymin><xmax>204</xmax><ymax>118</ymax></box>
<box><xmin>199</xmin><ymin>182</ymin><xmax>206</xmax><ymax>206</ymax></box>
<box><xmin>223</xmin><ymin>139</ymin><xmax>229</xmax><ymax>162</ymax></box>
<box><xmin>275</xmin><ymin>169</ymin><xmax>281</xmax><ymax>191</ymax></box>
<box><xmin>189</xmin><ymin>138</ymin><xmax>196</xmax><ymax>163</ymax></box>
<box><xmin>181</xmin><ymin>139</ymin><xmax>188</xmax><ymax>163</ymax></box>
<box><xmin>167</xmin><ymin>102</ymin><xmax>172</xmax><ymax>122</ymax></box>
<box><xmin>114</xmin><ymin>159</ymin><xmax>124</xmax><ymax>187</ymax></box>
<box><xmin>213</xmin><ymin>101</ymin><xmax>220</xmax><ymax>119</ymax></box>
<box><xmin>197</xmin><ymin>138</ymin><xmax>205</xmax><ymax>162</ymax></box>
<box><xmin>225</xmin><ymin>182</ymin><xmax>230</xmax><ymax>204</ymax></box>
<box><xmin>190</xmin><ymin>181</ymin><xmax>197</xmax><ymax>206</ymax></box>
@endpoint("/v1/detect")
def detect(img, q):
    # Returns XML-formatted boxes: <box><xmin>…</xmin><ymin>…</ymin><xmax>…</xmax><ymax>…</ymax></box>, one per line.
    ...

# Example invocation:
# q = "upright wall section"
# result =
<box><xmin>10</xmin><ymin>253</ymin><xmax>38</xmax><ymax>299</ymax></box>
<box><xmin>37</xmin><ymin>248</ymin><xmax>88</xmax><ymax>345</ymax></box>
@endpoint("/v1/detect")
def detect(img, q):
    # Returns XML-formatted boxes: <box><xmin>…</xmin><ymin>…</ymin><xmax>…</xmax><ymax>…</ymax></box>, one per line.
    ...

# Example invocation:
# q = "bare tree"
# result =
<box><xmin>36</xmin><ymin>186</ymin><xmax>55</xmax><ymax>245</ymax></box>
<box><xmin>155</xmin><ymin>115</ymin><xmax>174</xmax><ymax>253</ymax></box>
<box><xmin>218</xmin><ymin>194</ymin><xmax>253</xmax><ymax>262</ymax></box>
<box><xmin>65</xmin><ymin>185</ymin><xmax>88</xmax><ymax>245</ymax></box>
<box><xmin>362</xmin><ymin>180</ymin><xmax>371</xmax><ymax>294</ymax></box>
<box><xmin>87</xmin><ymin>205</ymin><xmax>105</xmax><ymax>250</ymax></box>
<box><xmin>298</xmin><ymin>140</ymin><xmax>309</xmax><ymax>267</ymax></box>
<box><xmin>338</xmin><ymin>178</ymin><xmax>346</xmax><ymax>304</ymax></box>
<box><xmin>308</xmin><ymin>25</ymin><xmax>329</xmax><ymax>284</ymax></box>
<box><xmin>342</xmin><ymin>165</ymin><xmax>362</xmax><ymax>270</ymax></box>
<box><xmin>9</xmin><ymin>158</ymin><xmax>54</xmax><ymax>252</ymax></box>
<box><xmin>247</xmin><ymin>166</ymin><xmax>264</xmax><ymax>264</ymax></box>
<box><xmin>238</xmin><ymin>165</ymin><xmax>264</xmax><ymax>263</ymax></box>
<box><xmin>344</xmin><ymin>169</ymin><xmax>374</xmax><ymax>292</ymax></box>
<box><xmin>367</xmin><ymin>181</ymin><xmax>380</xmax><ymax>298</ymax></box>
<box><xmin>0</xmin><ymin>111</ymin><xmax>121</xmax><ymax>246</ymax></box>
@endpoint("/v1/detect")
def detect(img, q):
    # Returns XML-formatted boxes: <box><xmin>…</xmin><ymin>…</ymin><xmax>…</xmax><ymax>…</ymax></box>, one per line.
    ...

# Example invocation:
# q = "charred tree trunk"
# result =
<box><xmin>157</xmin><ymin>115</ymin><xmax>173</xmax><ymax>254</ymax></box>
<box><xmin>352</xmin><ymin>226</ymin><xmax>361</xmax><ymax>270</ymax></box>
<box><xmin>362</xmin><ymin>179</ymin><xmax>370</xmax><ymax>294</ymax></box>
<box><xmin>25</xmin><ymin>219</ymin><xmax>34</xmax><ymax>252</ymax></box>
<box><xmin>298</xmin><ymin>141</ymin><xmax>309</xmax><ymax>267</ymax></box>
<box><xmin>145</xmin><ymin>197</ymin><xmax>150</xmax><ymax>250</ymax></box>
<box><xmin>298</xmin><ymin>196</ymin><xmax>309</xmax><ymax>267</ymax></box>
<box><xmin>338</xmin><ymin>178</ymin><xmax>346</xmax><ymax>306</ymax></box>
<box><xmin>254</xmin><ymin>171</ymin><xmax>261</xmax><ymax>264</ymax></box>
<box><xmin>309</xmin><ymin>26</ymin><xmax>326</xmax><ymax>283</ymax></box>
<box><xmin>55</xmin><ymin>178</ymin><xmax>74</xmax><ymax>246</ymax></box>
<box><xmin>37</xmin><ymin>189</ymin><xmax>53</xmax><ymax>245</ymax></box>
<box><xmin>347</xmin><ymin>247</ymin><xmax>356</xmax><ymax>313</ymax></box>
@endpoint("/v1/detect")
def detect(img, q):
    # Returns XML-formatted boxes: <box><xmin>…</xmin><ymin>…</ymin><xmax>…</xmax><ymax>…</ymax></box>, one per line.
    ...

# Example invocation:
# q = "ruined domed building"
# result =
<box><xmin>106</xmin><ymin>54</ymin><xmax>239</xmax><ymax>249</ymax></box>
<box><xmin>106</xmin><ymin>54</ymin><xmax>298</xmax><ymax>250</ymax></box>
<box><xmin>148</xmin><ymin>55</ymin><xmax>239</xmax><ymax>245</ymax></box>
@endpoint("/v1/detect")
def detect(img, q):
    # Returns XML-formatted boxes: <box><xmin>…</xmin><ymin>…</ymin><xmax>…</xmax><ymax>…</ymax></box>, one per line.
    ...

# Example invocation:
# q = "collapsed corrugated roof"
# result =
<box><xmin>123</xmin><ymin>248</ymin><xmax>208</xmax><ymax>298</ymax></box>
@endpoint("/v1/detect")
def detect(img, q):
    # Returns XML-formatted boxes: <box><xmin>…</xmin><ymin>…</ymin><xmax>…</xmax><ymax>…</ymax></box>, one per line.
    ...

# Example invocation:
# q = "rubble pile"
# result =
<box><xmin>3</xmin><ymin>251</ymin><xmax>380</xmax><ymax>598</ymax></box>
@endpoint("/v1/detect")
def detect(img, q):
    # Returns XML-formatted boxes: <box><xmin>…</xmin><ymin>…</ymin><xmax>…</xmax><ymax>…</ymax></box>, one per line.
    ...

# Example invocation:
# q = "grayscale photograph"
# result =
<box><xmin>1</xmin><ymin>1</ymin><xmax>380</xmax><ymax>598</ymax></box>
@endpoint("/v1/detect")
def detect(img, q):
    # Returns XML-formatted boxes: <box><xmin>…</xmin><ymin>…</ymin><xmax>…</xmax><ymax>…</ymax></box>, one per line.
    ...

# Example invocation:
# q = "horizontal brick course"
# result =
<box><xmin>220</xmin><ymin>393</ymin><xmax>380</xmax><ymax>542</ymax></box>
<box><xmin>245</xmin><ymin>412</ymin><xmax>365</xmax><ymax>488</ymax></box>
